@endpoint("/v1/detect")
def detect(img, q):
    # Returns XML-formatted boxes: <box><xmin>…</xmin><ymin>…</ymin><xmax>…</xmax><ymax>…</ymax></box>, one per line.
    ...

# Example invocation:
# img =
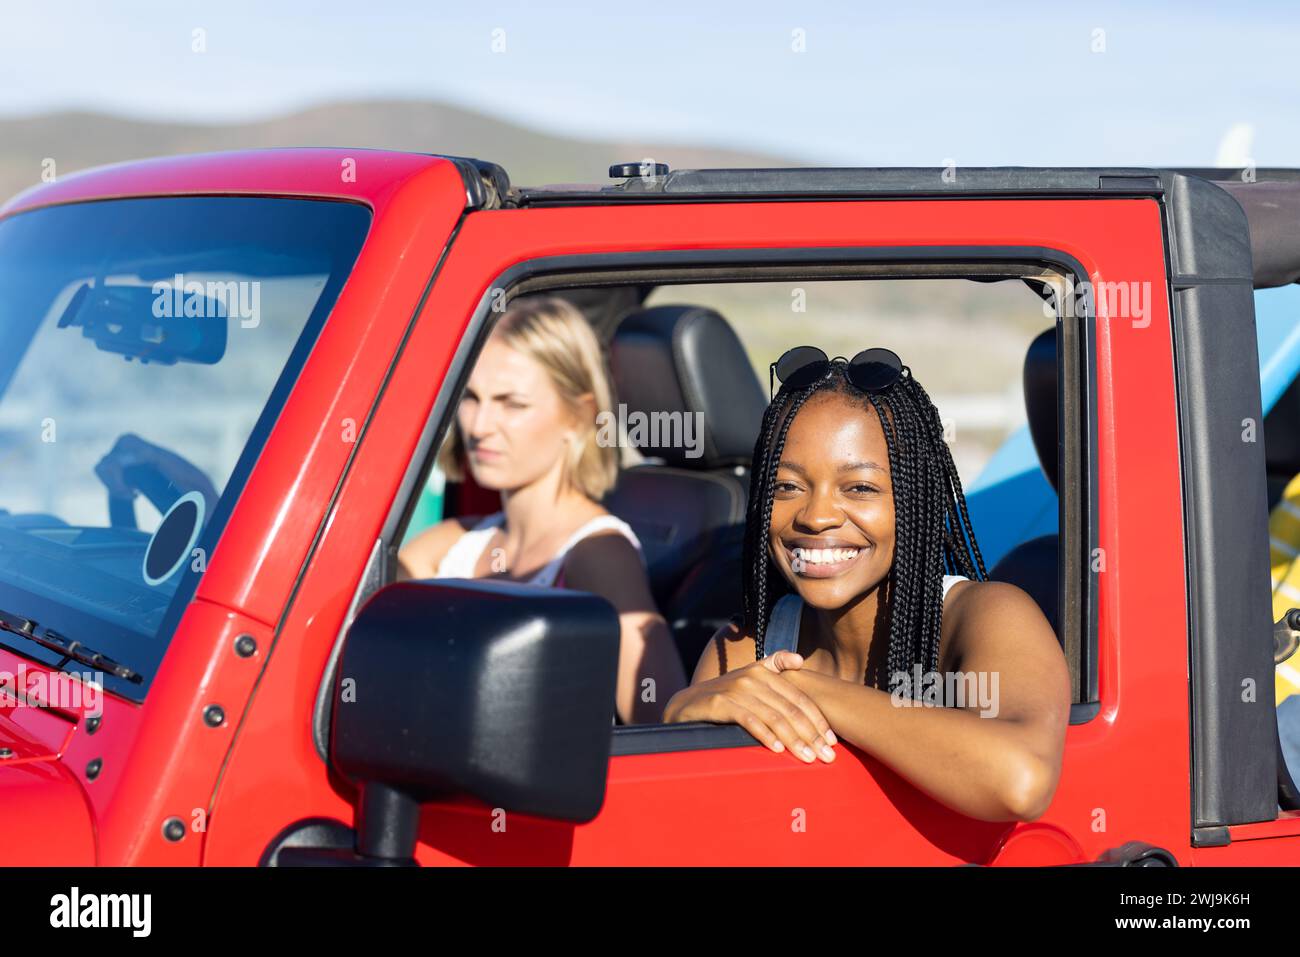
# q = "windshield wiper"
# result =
<box><xmin>0</xmin><ymin>607</ymin><xmax>142</xmax><ymax>683</ymax></box>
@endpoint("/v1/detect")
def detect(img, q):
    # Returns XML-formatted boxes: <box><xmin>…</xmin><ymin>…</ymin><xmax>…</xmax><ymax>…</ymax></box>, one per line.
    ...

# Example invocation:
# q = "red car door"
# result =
<box><xmin>228</xmin><ymin>190</ymin><xmax>1189</xmax><ymax>866</ymax></box>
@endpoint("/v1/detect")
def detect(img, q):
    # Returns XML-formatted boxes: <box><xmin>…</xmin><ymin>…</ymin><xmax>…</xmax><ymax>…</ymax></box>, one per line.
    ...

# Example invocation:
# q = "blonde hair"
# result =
<box><xmin>438</xmin><ymin>295</ymin><xmax>619</xmax><ymax>500</ymax></box>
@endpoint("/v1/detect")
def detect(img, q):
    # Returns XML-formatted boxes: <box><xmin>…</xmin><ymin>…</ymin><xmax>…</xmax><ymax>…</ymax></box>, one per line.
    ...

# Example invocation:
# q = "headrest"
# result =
<box><xmin>609</xmin><ymin>305</ymin><xmax>766</xmax><ymax>469</ymax></box>
<box><xmin>1024</xmin><ymin>328</ymin><xmax>1059</xmax><ymax>493</ymax></box>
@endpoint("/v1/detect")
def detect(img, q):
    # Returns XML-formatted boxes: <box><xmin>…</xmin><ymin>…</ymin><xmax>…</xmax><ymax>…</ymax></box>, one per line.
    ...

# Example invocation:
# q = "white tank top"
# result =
<box><xmin>434</xmin><ymin>512</ymin><xmax>643</xmax><ymax>586</ymax></box>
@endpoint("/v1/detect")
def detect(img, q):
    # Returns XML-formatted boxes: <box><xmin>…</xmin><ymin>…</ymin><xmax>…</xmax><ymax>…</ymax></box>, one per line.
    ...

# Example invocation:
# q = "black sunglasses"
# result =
<box><xmin>769</xmin><ymin>346</ymin><xmax>905</xmax><ymax>399</ymax></box>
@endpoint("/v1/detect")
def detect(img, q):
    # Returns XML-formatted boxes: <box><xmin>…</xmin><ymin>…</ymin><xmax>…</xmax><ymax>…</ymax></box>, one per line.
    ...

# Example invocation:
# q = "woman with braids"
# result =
<box><xmin>663</xmin><ymin>346</ymin><xmax>1070</xmax><ymax>822</ymax></box>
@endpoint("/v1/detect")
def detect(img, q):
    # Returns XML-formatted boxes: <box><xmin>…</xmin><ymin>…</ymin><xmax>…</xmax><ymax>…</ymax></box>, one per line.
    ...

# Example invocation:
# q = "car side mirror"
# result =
<box><xmin>325</xmin><ymin>578</ymin><xmax>620</xmax><ymax>865</ymax></box>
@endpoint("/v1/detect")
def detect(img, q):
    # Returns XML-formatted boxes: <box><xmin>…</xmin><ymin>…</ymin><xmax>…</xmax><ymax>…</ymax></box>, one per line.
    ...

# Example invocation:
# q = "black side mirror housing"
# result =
<box><xmin>327</xmin><ymin>578</ymin><xmax>620</xmax><ymax>864</ymax></box>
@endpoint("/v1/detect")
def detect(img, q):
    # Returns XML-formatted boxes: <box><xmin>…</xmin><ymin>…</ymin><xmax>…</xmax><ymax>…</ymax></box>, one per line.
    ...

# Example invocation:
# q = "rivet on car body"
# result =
<box><xmin>85</xmin><ymin>716</ymin><xmax>101</xmax><ymax>735</ymax></box>
<box><xmin>234</xmin><ymin>634</ymin><xmax>257</xmax><ymax>658</ymax></box>
<box><xmin>162</xmin><ymin>818</ymin><xmax>186</xmax><ymax>842</ymax></box>
<box><xmin>85</xmin><ymin>758</ymin><xmax>102</xmax><ymax>780</ymax></box>
<box><xmin>203</xmin><ymin>704</ymin><xmax>225</xmax><ymax>728</ymax></box>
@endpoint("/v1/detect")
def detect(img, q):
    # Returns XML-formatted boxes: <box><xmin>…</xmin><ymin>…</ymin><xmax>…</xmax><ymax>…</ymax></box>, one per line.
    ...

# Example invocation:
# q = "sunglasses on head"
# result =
<box><xmin>769</xmin><ymin>346</ymin><xmax>905</xmax><ymax>400</ymax></box>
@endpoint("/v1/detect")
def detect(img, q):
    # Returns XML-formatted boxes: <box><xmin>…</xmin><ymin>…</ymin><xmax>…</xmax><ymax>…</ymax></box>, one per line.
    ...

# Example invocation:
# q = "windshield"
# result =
<box><xmin>0</xmin><ymin>196</ymin><xmax>371</xmax><ymax>700</ymax></box>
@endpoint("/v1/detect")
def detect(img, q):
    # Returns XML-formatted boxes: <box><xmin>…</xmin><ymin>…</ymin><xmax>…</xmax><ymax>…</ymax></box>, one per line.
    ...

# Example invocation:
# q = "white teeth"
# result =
<box><xmin>792</xmin><ymin>546</ymin><xmax>861</xmax><ymax>565</ymax></box>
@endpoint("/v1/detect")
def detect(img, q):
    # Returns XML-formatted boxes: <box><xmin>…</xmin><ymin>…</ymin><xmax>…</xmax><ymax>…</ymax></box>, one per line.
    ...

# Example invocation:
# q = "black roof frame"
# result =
<box><xmin>509</xmin><ymin>164</ymin><xmax>1300</xmax><ymax>290</ymax></box>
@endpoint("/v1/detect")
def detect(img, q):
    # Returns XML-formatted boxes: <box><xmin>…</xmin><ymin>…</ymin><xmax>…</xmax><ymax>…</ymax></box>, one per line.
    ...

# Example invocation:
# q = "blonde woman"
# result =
<box><xmin>398</xmin><ymin>296</ymin><xmax>687</xmax><ymax>724</ymax></box>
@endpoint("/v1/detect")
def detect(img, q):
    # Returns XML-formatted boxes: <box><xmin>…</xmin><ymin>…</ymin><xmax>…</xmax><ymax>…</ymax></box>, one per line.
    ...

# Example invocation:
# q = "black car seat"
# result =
<box><xmin>987</xmin><ymin>327</ymin><xmax>1062</xmax><ymax>639</ymax></box>
<box><xmin>603</xmin><ymin>305</ymin><xmax>767</xmax><ymax>671</ymax></box>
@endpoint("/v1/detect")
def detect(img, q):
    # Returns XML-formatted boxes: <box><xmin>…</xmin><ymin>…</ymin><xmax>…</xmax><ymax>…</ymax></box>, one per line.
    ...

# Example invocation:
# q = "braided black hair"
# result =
<box><xmin>742</xmin><ymin>359</ymin><xmax>986</xmax><ymax>691</ymax></box>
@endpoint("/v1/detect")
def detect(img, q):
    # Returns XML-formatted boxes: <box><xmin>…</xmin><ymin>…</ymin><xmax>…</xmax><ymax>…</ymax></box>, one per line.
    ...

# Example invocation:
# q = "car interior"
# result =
<box><xmin>986</xmin><ymin>327</ymin><xmax>1060</xmax><ymax>637</ymax></box>
<box><xmin>1264</xmin><ymin>372</ymin><xmax>1300</xmax><ymax>511</ymax></box>
<box><xmin>436</xmin><ymin>282</ymin><xmax>1068</xmax><ymax>679</ymax></box>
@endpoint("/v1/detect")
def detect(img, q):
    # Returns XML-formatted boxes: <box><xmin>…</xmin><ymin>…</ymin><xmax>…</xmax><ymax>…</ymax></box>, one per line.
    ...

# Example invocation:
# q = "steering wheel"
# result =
<box><xmin>106</xmin><ymin>462</ymin><xmax>183</xmax><ymax>530</ymax></box>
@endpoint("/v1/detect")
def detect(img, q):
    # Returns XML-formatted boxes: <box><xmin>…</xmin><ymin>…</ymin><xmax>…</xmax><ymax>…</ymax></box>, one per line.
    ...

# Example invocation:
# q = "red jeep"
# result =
<box><xmin>0</xmin><ymin>150</ymin><xmax>1296</xmax><ymax>866</ymax></box>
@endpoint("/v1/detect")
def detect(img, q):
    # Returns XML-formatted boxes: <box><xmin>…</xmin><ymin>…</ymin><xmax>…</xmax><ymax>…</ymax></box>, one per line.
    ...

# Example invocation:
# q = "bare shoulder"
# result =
<box><xmin>561</xmin><ymin>531</ymin><xmax>654</xmax><ymax>611</ymax></box>
<box><xmin>395</xmin><ymin>515</ymin><xmax>481</xmax><ymax>579</ymax></box>
<box><xmin>947</xmin><ymin>578</ymin><xmax>1047</xmax><ymax>623</ymax></box>
<box><xmin>563</xmin><ymin>529</ymin><xmax>644</xmax><ymax>580</ymax></box>
<box><xmin>691</xmin><ymin>617</ymin><xmax>759</xmax><ymax>683</ymax></box>
<box><xmin>945</xmin><ymin>578</ymin><xmax>1063</xmax><ymax>666</ymax></box>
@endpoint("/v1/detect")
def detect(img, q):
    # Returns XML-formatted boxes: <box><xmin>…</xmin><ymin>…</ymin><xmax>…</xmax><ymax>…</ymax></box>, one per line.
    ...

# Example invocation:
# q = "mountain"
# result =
<box><xmin>0</xmin><ymin>98</ymin><xmax>797</xmax><ymax>203</ymax></box>
<box><xmin>0</xmin><ymin>99</ymin><xmax>1033</xmax><ymax>478</ymax></box>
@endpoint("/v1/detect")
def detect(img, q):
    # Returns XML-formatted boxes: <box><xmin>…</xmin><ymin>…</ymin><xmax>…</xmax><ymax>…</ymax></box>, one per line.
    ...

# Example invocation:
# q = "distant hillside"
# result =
<box><xmin>0</xmin><ymin>99</ymin><xmax>797</xmax><ymax>203</ymax></box>
<box><xmin>0</xmin><ymin>100</ymin><xmax>1035</xmax><ymax>480</ymax></box>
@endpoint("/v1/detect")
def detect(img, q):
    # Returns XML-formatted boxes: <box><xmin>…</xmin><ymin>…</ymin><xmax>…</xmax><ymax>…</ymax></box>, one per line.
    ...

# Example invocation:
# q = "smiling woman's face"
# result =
<box><xmin>768</xmin><ymin>390</ymin><xmax>897</xmax><ymax>610</ymax></box>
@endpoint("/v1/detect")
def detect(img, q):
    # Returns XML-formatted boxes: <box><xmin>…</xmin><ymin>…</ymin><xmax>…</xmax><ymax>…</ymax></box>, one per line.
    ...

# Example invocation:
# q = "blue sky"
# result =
<box><xmin>1</xmin><ymin>0</ymin><xmax>1296</xmax><ymax>165</ymax></box>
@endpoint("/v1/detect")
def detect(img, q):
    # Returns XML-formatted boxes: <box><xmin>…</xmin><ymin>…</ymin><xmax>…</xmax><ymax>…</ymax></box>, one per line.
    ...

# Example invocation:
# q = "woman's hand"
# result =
<box><xmin>777</xmin><ymin>581</ymin><xmax>1071</xmax><ymax>822</ymax></box>
<box><xmin>663</xmin><ymin>652</ymin><xmax>837</xmax><ymax>763</ymax></box>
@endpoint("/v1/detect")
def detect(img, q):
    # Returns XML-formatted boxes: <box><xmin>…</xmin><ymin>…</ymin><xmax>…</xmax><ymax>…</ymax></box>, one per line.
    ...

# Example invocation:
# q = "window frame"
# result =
<box><xmin>314</xmin><ymin>244</ymin><xmax>1100</xmax><ymax>759</ymax></box>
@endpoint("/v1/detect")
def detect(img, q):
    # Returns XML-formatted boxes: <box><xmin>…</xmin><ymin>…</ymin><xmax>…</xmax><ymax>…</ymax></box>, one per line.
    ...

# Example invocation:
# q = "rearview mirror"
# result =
<box><xmin>327</xmin><ymin>579</ymin><xmax>620</xmax><ymax>865</ymax></box>
<box><xmin>57</xmin><ymin>281</ymin><xmax>227</xmax><ymax>365</ymax></box>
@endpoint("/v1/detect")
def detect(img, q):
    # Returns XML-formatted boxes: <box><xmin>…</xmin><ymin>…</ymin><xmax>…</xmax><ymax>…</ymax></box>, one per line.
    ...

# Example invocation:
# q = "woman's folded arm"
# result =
<box><xmin>783</xmin><ymin>582</ymin><xmax>1070</xmax><ymax>822</ymax></box>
